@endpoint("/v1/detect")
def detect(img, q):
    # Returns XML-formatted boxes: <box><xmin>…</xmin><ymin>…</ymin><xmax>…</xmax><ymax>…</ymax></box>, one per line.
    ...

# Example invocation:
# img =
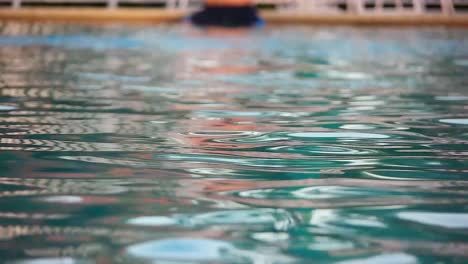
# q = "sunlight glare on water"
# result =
<box><xmin>0</xmin><ymin>22</ymin><xmax>468</xmax><ymax>263</ymax></box>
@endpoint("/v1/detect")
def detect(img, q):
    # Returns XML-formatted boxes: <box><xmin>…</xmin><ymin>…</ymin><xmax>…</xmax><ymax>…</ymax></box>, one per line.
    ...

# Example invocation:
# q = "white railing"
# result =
<box><xmin>1</xmin><ymin>0</ymin><xmax>466</xmax><ymax>15</ymax></box>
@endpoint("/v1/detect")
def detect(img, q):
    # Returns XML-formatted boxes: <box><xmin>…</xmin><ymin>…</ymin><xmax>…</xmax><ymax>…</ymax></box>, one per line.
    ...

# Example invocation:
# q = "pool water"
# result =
<box><xmin>0</xmin><ymin>22</ymin><xmax>468</xmax><ymax>263</ymax></box>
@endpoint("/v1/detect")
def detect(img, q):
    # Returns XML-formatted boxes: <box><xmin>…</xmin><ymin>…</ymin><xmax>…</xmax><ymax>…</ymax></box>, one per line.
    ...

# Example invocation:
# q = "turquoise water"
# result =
<box><xmin>0</xmin><ymin>22</ymin><xmax>468</xmax><ymax>263</ymax></box>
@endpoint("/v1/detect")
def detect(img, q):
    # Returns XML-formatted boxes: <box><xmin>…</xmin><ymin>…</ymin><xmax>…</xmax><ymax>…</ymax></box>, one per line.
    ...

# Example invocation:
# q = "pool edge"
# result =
<box><xmin>0</xmin><ymin>8</ymin><xmax>467</xmax><ymax>26</ymax></box>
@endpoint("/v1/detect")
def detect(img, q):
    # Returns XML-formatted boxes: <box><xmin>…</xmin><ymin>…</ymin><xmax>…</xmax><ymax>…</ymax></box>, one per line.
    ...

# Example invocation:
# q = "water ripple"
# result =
<box><xmin>0</xmin><ymin>22</ymin><xmax>468</xmax><ymax>263</ymax></box>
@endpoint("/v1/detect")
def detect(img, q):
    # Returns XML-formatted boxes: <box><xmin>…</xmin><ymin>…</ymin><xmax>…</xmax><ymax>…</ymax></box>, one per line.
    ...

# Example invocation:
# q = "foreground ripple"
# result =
<box><xmin>0</xmin><ymin>22</ymin><xmax>467</xmax><ymax>264</ymax></box>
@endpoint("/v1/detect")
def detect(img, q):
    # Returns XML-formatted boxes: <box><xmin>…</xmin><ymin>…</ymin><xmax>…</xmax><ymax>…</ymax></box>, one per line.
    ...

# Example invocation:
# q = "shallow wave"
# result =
<box><xmin>0</xmin><ymin>22</ymin><xmax>468</xmax><ymax>263</ymax></box>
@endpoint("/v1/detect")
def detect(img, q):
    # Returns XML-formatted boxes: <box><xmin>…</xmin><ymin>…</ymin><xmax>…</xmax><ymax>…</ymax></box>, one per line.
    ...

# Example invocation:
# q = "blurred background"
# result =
<box><xmin>0</xmin><ymin>0</ymin><xmax>467</xmax><ymax>16</ymax></box>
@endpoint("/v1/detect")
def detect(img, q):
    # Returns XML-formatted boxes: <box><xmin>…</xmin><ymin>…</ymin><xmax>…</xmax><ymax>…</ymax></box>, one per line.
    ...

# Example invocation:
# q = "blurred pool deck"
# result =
<box><xmin>0</xmin><ymin>8</ymin><xmax>467</xmax><ymax>25</ymax></box>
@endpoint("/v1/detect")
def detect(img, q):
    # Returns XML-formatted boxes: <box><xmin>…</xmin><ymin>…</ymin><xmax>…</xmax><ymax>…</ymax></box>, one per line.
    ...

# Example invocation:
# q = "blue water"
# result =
<box><xmin>0</xmin><ymin>22</ymin><xmax>468</xmax><ymax>263</ymax></box>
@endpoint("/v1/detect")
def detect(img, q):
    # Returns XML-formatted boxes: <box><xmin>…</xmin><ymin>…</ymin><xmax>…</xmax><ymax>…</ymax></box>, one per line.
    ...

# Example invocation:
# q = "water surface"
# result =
<box><xmin>0</xmin><ymin>22</ymin><xmax>468</xmax><ymax>263</ymax></box>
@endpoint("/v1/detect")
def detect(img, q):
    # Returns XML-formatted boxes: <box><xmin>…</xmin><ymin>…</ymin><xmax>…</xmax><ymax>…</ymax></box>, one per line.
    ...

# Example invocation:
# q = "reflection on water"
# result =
<box><xmin>0</xmin><ymin>22</ymin><xmax>468</xmax><ymax>263</ymax></box>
